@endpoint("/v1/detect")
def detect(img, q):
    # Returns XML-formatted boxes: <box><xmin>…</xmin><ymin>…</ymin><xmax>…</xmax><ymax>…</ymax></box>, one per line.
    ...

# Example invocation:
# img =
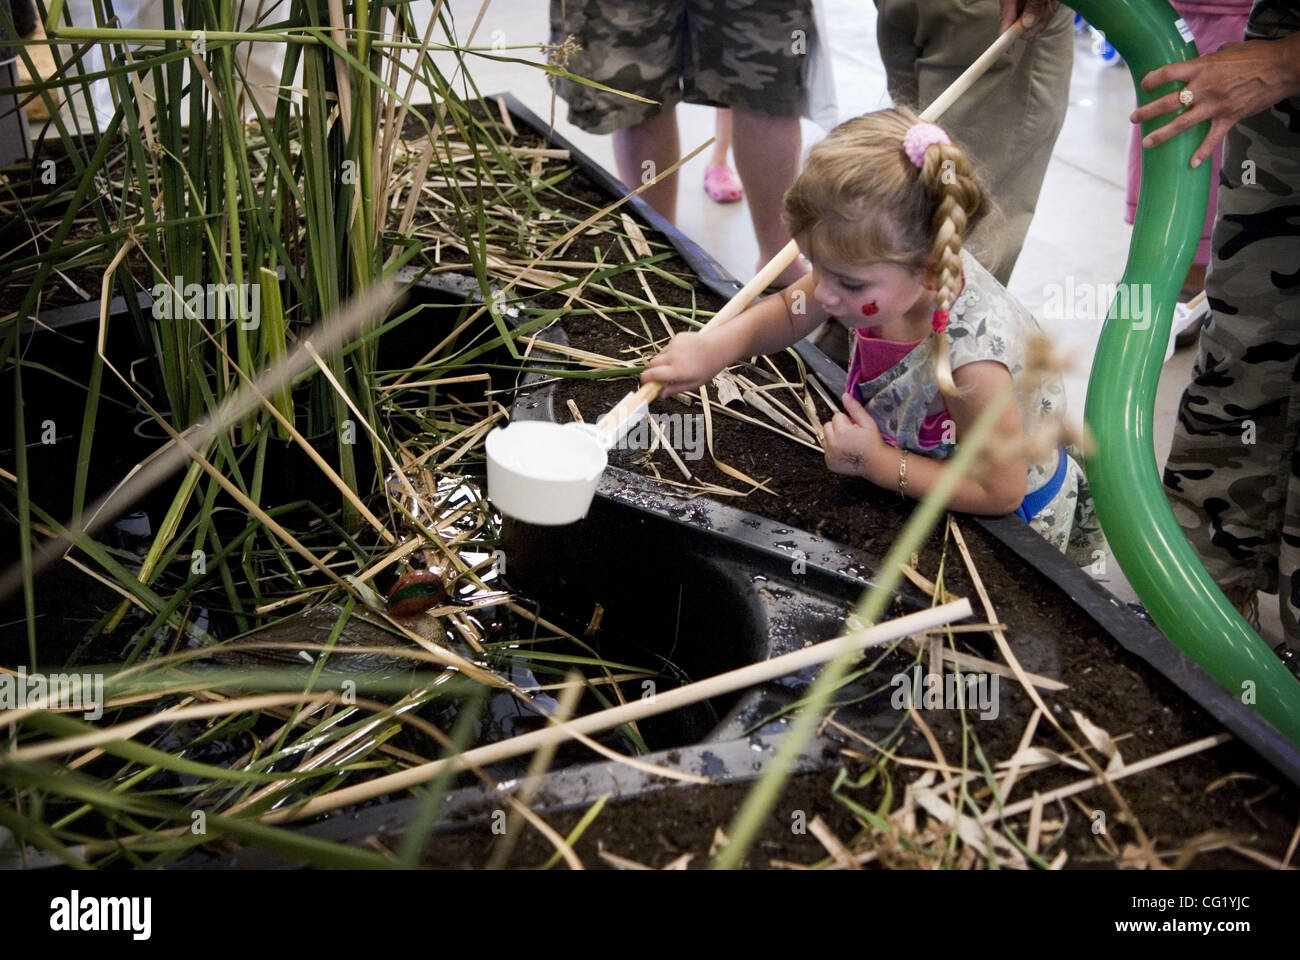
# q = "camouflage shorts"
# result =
<box><xmin>548</xmin><ymin>0</ymin><xmax>812</xmax><ymax>134</ymax></box>
<box><xmin>1162</xmin><ymin>0</ymin><xmax>1300</xmax><ymax>638</ymax></box>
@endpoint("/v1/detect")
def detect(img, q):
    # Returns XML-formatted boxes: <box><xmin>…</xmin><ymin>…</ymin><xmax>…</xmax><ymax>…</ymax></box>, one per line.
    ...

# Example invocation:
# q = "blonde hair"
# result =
<box><xmin>784</xmin><ymin>108</ymin><xmax>986</xmax><ymax>395</ymax></box>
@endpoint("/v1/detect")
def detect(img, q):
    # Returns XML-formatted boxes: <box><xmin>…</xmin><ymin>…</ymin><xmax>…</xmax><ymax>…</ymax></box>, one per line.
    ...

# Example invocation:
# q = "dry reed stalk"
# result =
<box><xmin>1026</xmin><ymin>793</ymin><xmax>1044</xmax><ymax>854</ymax></box>
<box><xmin>397</xmin><ymin>140</ymin><xmax>436</xmax><ymax>240</ymax></box>
<box><xmin>487</xmin><ymin>674</ymin><xmax>584</xmax><ymax>869</ymax></box>
<box><xmin>1224</xmin><ymin>844</ymin><xmax>1295</xmax><ymax>870</ymax></box>
<box><xmin>917</xmin><ymin>623</ymin><xmax>1007</xmax><ymax>634</ymax></box>
<box><xmin>1284</xmin><ymin>817</ymin><xmax>1300</xmax><ymax>869</ymax></box>
<box><xmin>697</xmin><ymin>395</ymin><xmax>826</xmax><ymax>454</ymax></box>
<box><xmin>911</xmin><ymin>781</ymin><xmax>1027</xmax><ymax>868</ymax></box>
<box><xmin>615</xmin><ymin>217</ymin><xmax>675</xmax><ymax>341</ymax></box>
<box><xmin>257</xmin><ymin>600</ymin><xmax>972</xmax><ymax>822</ymax></box>
<box><xmin>647</xmin><ymin>416</ymin><xmax>693</xmax><ymax>480</ymax></box>
<box><xmin>632</xmin><ymin>473</ymin><xmax>748</xmax><ymax>499</ymax></box>
<box><xmin>984</xmin><ymin>733</ymin><xmax>1232</xmax><ymax>824</ymax></box>
<box><xmin>927</xmin><ymin>635</ymin><xmax>943</xmax><ymax>684</ymax></box>
<box><xmin>495</xmin><ymin>96</ymin><xmax>519</xmax><ymax>136</ymax></box>
<box><xmin>899</xmin><ymin>563</ymin><xmax>942</xmax><ymax>597</ymax></box>
<box><xmin>517</xmin><ymin>336</ymin><xmax>632</xmax><ymax>368</ymax></box>
<box><xmin>739</xmin><ymin>387</ymin><xmax>819</xmax><ymax>446</ymax></box>
<box><xmin>223</xmin><ymin>689</ymin><xmax>431</xmax><ymax>816</ymax></box>
<box><xmin>809</xmin><ymin>817</ymin><xmax>858</xmax><ymax>869</ymax></box>
<box><xmin>325</xmin><ymin>0</ymin><xmax>354</xmax><ymax>133</ymax></box>
<box><xmin>946</xmin><ymin>518</ymin><xmax>1164</xmax><ymax>870</ymax></box>
<box><xmin>407</xmin><ymin>405</ymin><xmax>507</xmax><ymax>468</ymax></box>
<box><xmin>7</xmin><ymin>693</ymin><xmax>341</xmax><ymax>760</ymax></box>
<box><xmin>985</xmin><ymin>708</ymin><xmax>1044</xmax><ymax>818</ymax></box>
<box><xmin>834</xmin><ymin>739</ymin><xmax>986</xmax><ymax>780</ymax></box>
<box><xmin>906</xmin><ymin>704</ymin><xmax>951</xmax><ymax>784</ymax></box>
<box><xmin>428</xmin><ymin>410</ymin><xmax>506</xmax><ymax>471</ymax></box>
<box><xmin>354</xmin><ymin>538</ymin><xmax>426</xmax><ymax>584</ymax></box>
<box><xmin>761</xmin><ymin>353</ymin><xmax>825</xmax><ymax>430</ymax></box>
<box><xmin>0</xmin><ymin>280</ymin><xmax>397</xmax><ymax>603</ymax></box>
<box><xmin>598</xmin><ymin>846</ymin><xmax>655</xmax><ymax>870</ymax></box>
<box><xmin>60</xmin><ymin>556</ymin><xmax>154</xmax><ymax>614</ymax></box>
<box><xmin>696</xmin><ymin>384</ymin><xmax>776</xmax><ymax>494</ymax></box>
<box><xmin>900</xmin><ymin>636</ymin><xmax>1064</xmax><ymax>691</ymax></box>
<box><xmin>248</xmin><ymin>389</ymin><xmax>393</xmax><ymax>541</ymax></box>
<box><xmin>391</xmin><ymin>138</ymin><xmax>717</xmax><ymax>386</ymax></box>
<box><xmin>736</xmin><ymin>373</ymin><xmax>821</xmax><ymax>440</ymax></box>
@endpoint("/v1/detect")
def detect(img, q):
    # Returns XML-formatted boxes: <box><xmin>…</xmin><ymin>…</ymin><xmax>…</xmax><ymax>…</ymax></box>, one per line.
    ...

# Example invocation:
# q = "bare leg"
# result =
<box><xmin>709</xmin><ymin>108</ymin><xmax>732</xmax><ymax>168</ymax></box>
<box><xmin>731</xmin><ymin>107</ymin><xmax>807</xmax><ymax>286</ymax></box>
<box><xmin>613</xmin><ymin>107</ymin><xmax>680</xmax><ymax>223</ymax></box>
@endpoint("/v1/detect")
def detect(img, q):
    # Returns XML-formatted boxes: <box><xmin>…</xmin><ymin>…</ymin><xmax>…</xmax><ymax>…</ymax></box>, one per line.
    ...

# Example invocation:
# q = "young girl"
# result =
<box><xmin>642</xmin><ymin>108</ymin><xmax>1103</xmax><ymax>564</ymax></box>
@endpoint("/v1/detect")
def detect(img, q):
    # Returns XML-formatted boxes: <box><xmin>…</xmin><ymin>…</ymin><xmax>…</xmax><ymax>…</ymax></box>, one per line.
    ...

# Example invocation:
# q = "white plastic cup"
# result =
<box><xmin>485</xmin><ymin>421</ymin><xmax>608</xmax><ymax>525</ymax></box>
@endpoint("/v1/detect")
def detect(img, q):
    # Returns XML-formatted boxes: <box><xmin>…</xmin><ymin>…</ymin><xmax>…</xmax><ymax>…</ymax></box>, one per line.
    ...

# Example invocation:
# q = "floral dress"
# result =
<box><xmin>845</xmin><ymin>249</ymin><xmax>1105</xmax><ymax>566</ymax></box>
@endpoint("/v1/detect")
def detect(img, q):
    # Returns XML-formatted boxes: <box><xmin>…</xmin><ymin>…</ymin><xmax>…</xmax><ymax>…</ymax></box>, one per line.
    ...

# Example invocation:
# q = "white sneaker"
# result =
<box><xmin>1166</xmin><ymin>290</ymin><xmax>1210</xmax><ymax>362</ymax></box>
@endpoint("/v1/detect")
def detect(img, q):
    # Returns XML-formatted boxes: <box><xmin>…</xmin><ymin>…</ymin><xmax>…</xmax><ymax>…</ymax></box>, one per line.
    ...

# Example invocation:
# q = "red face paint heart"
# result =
<box><xmin>860</xmin><ymin>302</ymin><xmax>879</xmax><ymax>317</ymax></box>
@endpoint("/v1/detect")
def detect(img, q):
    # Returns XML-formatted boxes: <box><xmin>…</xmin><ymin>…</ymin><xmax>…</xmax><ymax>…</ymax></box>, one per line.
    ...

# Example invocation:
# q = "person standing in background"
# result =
<box><xmin>874</xmin><ymin>0</ymin><xmax>1073</xmax><ymax>286</ymax></box>
<box><xmin>1134</xmin><ymin>0</ymin><xmax>1300</xmax><ymax>667</ymax></box>
<box><xmin>1124</xmin><ymin>1</ymin><xmax>1254</xmax><ymax>320</ymax></box>
<box><xmin>704</xmin><ymin>108</ymin><xmax>746</xmax><ymax>204</ymax></box>
<box><xmin>549</xmin><ymin>1</ymin><xmax>812</xmax><ymax>287</ymax></box>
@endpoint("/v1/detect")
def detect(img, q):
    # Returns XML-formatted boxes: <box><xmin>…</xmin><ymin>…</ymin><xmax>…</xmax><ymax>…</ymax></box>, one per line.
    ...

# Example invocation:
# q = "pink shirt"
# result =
<box><xmin>850</xmin><ymin>328</ymin><xmax>955</xmax><ymax>451</ymax></box>
<box><xmin>1171</xmin><ymin>2</ymin><xmax>1253</xmax><ymax>14</ymax></box>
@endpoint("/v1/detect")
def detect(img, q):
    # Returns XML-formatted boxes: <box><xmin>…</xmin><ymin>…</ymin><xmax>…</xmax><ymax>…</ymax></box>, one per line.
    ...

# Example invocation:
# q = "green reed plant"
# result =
<box><xmin>0</xmin><ymin>0</ymin><xmax>758</xmax><ymax>866</ymax></box>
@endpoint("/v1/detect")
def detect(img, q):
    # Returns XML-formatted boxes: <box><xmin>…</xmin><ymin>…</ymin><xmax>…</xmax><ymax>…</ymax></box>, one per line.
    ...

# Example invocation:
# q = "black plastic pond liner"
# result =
<box><xmin>489</xmin><ymin>93</ymin><xmax>1300</xmax><ymax>792</ymax></box>
<box><xmin>181</xmin><ymin>735</ymin><xmax>836</xmax><ymax>869</ymax></box>
<box><xmin>191</xmin><ymin>86</ymin><xmax>1300</xmax><ymax>863</ymax></box>
<box><xmin>21</xmin><ymin>95</ymin><xmax>1300</xmax><ymax>869</ymax></box>
<box><xmin>10</xmin><ymin>271</ymin><xmax>890</xmax><ymax>869</ymax></box>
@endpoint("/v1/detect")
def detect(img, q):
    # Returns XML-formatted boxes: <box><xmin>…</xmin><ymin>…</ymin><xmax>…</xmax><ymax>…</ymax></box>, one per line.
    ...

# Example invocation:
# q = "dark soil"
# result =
<box><xmin>4</xmin><ymin>100</ymin><xmax>1294</xmax><ymax>871</ymax></box>
<box><xmin>420</xmin><ymin>765</ymin><xmax>865</xmax><ymax>870</ymax></box>
<box><xmin>473</xmin><ymin>124</ymin><xmax>1300</xmax><ymax>868</ymax></box>
<box><xmin>1</xmin><ymin>137</ymin><xmax>151</xmax><ymax>316</ymax></box>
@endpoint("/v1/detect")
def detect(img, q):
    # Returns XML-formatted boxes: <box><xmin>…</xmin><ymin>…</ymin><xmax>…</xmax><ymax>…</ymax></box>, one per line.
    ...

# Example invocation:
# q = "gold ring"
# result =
<box><xmin>1179</xmin><ymin>88</ymin><xmax>1194</xmax><ymax>108</ymax></box>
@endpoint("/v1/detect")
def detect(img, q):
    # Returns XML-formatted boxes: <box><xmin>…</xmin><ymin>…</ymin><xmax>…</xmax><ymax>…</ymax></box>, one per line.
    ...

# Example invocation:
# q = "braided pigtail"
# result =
<box><xmin>918</xmin><ymin>140</ymin><xmax>983</xmax><ymax>396</ymax></box>
<box><xmin>783</xmin><ymin>110</ymin><xmax>987</xmax><ymax>397</ymax></box>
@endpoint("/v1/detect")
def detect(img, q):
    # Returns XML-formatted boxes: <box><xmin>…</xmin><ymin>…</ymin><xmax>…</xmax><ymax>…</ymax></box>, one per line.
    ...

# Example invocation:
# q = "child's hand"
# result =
<box><xmin>823</xmin><ymin>392</ymin><xmax>889</xmax><ymax>483</ymax></box>
<box><xmin>641</xmin><ymin>332</ymin><xmax>730</xmax><ymax>397</ymax></box>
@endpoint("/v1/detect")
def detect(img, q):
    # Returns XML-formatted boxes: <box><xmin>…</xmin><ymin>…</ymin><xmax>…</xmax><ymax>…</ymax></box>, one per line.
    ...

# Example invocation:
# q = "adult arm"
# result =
<box><xmin>1131</xmin><ymin>34</ymin><xmax>1300</xmax><ymax>167</ymax></box>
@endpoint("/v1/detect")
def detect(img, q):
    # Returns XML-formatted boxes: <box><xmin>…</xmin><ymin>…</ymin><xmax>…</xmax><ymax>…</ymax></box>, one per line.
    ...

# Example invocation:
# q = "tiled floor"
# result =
<box><xmin>426</xmin><ymin>1</ymin><xmax>1283</xmax><ymax>644</ymax></box>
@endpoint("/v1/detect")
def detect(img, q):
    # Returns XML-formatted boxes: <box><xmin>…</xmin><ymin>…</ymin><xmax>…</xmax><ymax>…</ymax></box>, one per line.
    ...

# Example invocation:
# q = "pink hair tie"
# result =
<box><xmin>932</xmin><ymin>309</ymin><xmax>949</xmax><ymax>333</ymax></box>
<box><xmin>902</xmin><ymin>122</ymin><xmax>951</xmax><ymax>168</ymax></box>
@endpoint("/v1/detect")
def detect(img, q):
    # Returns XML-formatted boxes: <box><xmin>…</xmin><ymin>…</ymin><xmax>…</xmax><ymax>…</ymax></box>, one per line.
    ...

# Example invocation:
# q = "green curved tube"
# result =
<box><xmin>1073</xmin><ymin>0</ymin><xmax>1300</xmax><ymax>746</ymax></box>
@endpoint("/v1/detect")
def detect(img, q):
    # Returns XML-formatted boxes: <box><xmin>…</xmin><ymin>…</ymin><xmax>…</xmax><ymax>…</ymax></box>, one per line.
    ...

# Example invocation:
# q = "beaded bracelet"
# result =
<box><xmin>898</xmin><ymin>451</ymin><xmax>909</xmax><ymax>496</ymax></box>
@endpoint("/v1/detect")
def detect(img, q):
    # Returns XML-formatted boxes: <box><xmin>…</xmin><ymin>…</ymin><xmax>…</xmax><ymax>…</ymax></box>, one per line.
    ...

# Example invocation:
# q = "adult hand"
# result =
<box><xmin>1130</xmin><ymin>35</ymin><xmax>1300</xmax><ymax>168</ymax></box>
<box><xmin>999</xmin><ymin>0</ymin><xmax>1060</xmax><ymax>39</ymax></box>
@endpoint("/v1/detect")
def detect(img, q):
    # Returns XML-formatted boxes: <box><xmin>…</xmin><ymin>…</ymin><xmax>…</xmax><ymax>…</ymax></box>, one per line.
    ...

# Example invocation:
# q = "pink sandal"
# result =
<box><xmin>704</xmin><ymin>164</ymin><xmax>744</xmax><ymax>203</ymax></box>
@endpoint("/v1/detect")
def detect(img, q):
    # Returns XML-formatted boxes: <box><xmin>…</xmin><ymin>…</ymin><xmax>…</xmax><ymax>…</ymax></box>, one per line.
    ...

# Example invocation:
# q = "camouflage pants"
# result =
<box><xmin>1162</xmin><ymin>1</ymin><xmax>1300</xmax><ymax>640</ymax></box>
<box><xmin>549</xmin><ymin>0</ymin><xmax>812</xmax><ymax>135</ymax></box>
<box><xmin>874</xmin><ymin>0</ymin><xmax>1073</xmax><ymax>285</ymax></box>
